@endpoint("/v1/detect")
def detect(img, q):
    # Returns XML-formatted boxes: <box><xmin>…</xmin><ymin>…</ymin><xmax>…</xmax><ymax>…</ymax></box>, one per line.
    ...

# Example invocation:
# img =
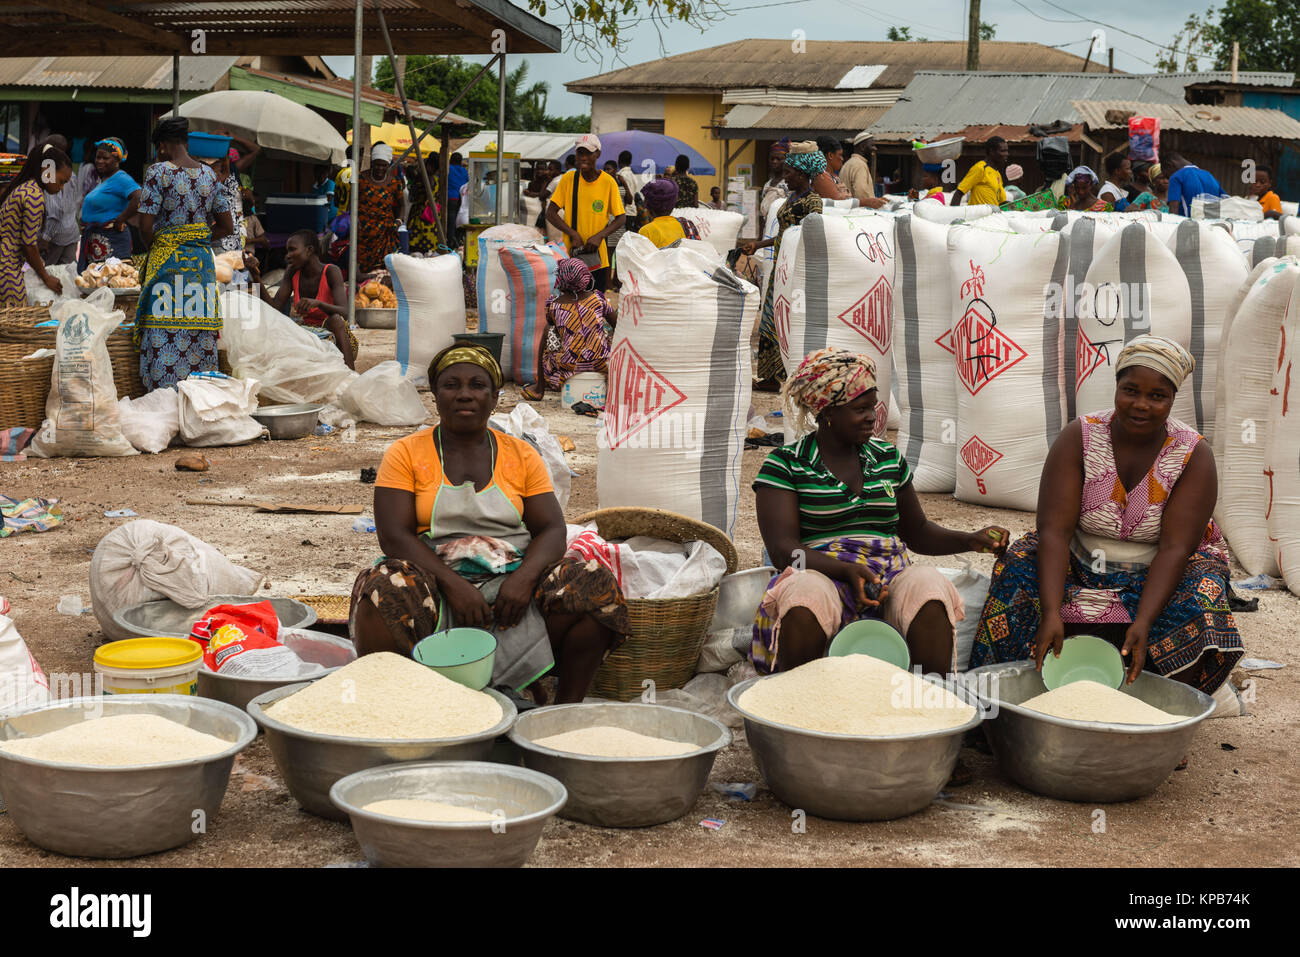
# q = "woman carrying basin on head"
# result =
<box><xmin>970</xmin><ymin>336</ymin><xmax>1243</xmax><ymax>693</ymax></box>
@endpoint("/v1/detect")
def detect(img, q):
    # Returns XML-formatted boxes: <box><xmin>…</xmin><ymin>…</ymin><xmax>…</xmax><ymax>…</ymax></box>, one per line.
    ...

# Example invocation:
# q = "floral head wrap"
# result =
<box><xmin>784</xmin><ymin>142</ymin><xmax>827</xmax><ymax>179</ymax></box>
<box><xmin>554</xmin><ymin>258</ymin><xmax>595</xmax><ymax>296</ymax></box>
<box><xmin>782</xmin><ymin>347</ymin><xmax>877</xmax><ymax>434</ymax></box>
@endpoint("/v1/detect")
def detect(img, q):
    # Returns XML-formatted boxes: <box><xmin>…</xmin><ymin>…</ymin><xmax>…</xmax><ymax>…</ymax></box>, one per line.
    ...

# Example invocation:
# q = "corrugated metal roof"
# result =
<box><xmin>238</xmin><ymin>68</ymin><xmax>479</xmax><ymax>126</ymax></box>
<box><xmin>718</xmin><ymin>104</ymin><xmax>890</xmax><ymax>138</ymax></box>
<box><xmin>568</xmin><ymin>41</ymin><xmax>1097</xmax><ymax>94</ymax></box>
<box><xmin>0</xmin><ymin>56</ymin><xmax>237</xmax><ymax>91</ymax></box>
<box><xmin>1176</xmin><ymin>71</ymin><xmax>1296</xmax><ymax>86</ymax></box>
<box><xmin>458</xmin><ymin>131</ymin><xmax>580</xmax><ymax>160</ymax></box>
<box><xmin>1073</xmin><ymin>100</ymin><xmax>1300</xmax><ymax>139</ymax></box>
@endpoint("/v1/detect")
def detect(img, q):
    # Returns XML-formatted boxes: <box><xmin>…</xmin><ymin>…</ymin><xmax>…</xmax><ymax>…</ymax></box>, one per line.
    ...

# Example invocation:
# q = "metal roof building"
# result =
<box><xmin>1072</xmin><ymin>99</ymin><xmax>1300</xmax><ymax>139</ymax></box>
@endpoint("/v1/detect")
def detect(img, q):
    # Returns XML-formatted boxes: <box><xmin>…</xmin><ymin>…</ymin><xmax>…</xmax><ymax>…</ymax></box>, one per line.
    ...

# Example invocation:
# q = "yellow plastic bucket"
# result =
<box><xmin>93</xmin><ymin>637</ymin><xmax>202</xmax><ymax>696</ymax></box>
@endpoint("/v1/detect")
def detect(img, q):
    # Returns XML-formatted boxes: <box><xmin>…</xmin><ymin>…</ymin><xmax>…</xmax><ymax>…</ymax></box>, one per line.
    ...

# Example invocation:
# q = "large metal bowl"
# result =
<box><xmin>0</xmin><ymin>694</ymin><xmax>255</xmax><ymax>858</ymax></box>
<box><xmin>728</xmin><ymin>674</ymin><xmax>983</xmax><ymax>821</ymax></box>
<box><xmin>197</xmin><ymin>628</ymin><xmax>357</xmax><ymax>713</ymax></box>
<box><xmin>113</xmin><ymin>594</ymin><xmax>316</xmax><ymax>640</ymax></box>
<box><xmin>247</xmin><ymin>683</ymin><xmax>517</xmax><ymax>821</ymax></box>
<box><xmin>329</xmin><ymin>761</ymin><xmax>566</xmax><ymax>867</ymax></box>
<box><xmin>251</xmin><ymin>403</ymin><xmax>324</xmax><ymax>440</ymax></box>
<box><xmin>508</xmin><ymin>702</ymin><xmax>731</xmax><ymax>828</ymax></box>
<box><xmin>355</xmin><ymin>307</ymin><xmax>397</xmax><ymax>329</ymax></box>
<box><xmin>708</xmin><ymin>567</ymin><xmax>773</xmax><ymax>632</ymax></box>
<box><xmin>963</xmin><ymin>661</ymin><xmax>1215</xmax><ymax>802</ymax></box>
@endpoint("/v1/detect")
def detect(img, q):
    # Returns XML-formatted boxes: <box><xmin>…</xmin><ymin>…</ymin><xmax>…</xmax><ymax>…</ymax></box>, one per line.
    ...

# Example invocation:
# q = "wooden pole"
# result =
<box><xmin>496</xmin><ymin>50</ymin><xmax>505</xmax><ymax>223</ymax></box>
<box><xmin>348</xmin><ymin>0</ymin><xmax>362</xmax><ymax>325</ymax></box>
<box><xmin>171</xmin><ymin>55</ymin><xmax>180</xmax><ymax>114</ymax></box>
<box><xmin>1081</xmin><ymin>36</ymin><xmax>1095</xmax><ymax>72</ymax></box>
<box><xmin>965</xmin><ymin>0</ymin><xmax>981</xmax><ymax>70</ymax></box>
<box><xmin>1231</xmin><ymin>42</ymin><xmax>1239</xmax><ymax>82</ymax></box>
<box><xmin>1108</xmin><ymin>48</ymin><xmax>1114</xmax><ymax>74</ymax></box>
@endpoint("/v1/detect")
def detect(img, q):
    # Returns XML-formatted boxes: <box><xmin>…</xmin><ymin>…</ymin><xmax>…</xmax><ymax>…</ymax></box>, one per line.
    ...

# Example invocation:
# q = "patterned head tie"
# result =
<box><xmin>641</xmin><ymin>177</ymin><xmax>679</xmax><ymax>215</ymax></box>
<box><xmin>554</xmin><ymin>258</ymin><xmax>595</xmax><ymax>296</ymax></box>
<box><xmin>782</xmin><ymin>347</ymin><xmax>878</xmax><ymax>434</ymax></box>
<box><xmin>1115</xmin><ymin>335</ymin><xmax>1194</xmax><ymax>391</ymax></box>
<box><xmin>783</xmin><ymin>142</ymin><xmax>827</xmax><ymax>179</ymax></box>
<box><xmin>95</xmin><ymin>137</ymin><xmax>127</xmax><ymax>161</ymax></box>
<box><xmin>429</xmin><ymin>343</ymin><xmax>503</xmax><ymax>390</ymax></box>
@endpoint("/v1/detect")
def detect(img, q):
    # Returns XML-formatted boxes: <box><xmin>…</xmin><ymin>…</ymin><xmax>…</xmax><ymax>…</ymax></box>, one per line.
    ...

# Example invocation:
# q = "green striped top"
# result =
<box><xmin>753</xmin><ymin>434</ymin><xmax>912</xmax><ymax>546</ymax></box>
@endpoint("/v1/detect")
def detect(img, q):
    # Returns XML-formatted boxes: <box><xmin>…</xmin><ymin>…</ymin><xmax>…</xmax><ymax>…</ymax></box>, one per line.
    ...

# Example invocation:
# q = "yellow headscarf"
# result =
<box><xmin>429</xmin><ymin>344</ymin><xmax>503</xmax><ymax>389</ymax></box>
<box><xmin>1115</xmin><ymin>335</ymin><xmax>1194</xmax><ymax>390</ymax></box>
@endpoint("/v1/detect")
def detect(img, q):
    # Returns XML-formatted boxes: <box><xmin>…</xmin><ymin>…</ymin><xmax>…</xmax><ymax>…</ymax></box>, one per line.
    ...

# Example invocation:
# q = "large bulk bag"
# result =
<box><xmin>1213</xmin><ymin>258</ymin><xmax>1275</xmax><ymax>457</ymax></box>
<box><xmin>893</xmin><ymin>213</ymin><xmax>957</xmax><ymax>491</ymax></box>
<box><xmin>1076</xmin><ymin>224</ymin><xmax>1193</xmax><ymax>422</ymax></box>
<box><xmin>756</xmin><ymin>196</ymin><xmax>786</xmax><ymax>292</ymax></box>
<box><xmin>948</xmin><ymin>224</ymin><xmax>1064</xmax><ymax>511</ymax></box>
<box><xmin>786</xmin><ymin>213</ymin><xmax>896</xmax><ymax>437</ymax></box>
<box><xmin>1050</xmin><ymin>218</ymin><xmax>1117</xmax><ymax>420</ymax></box>
<box><xmin>1191</xmin><ymin>197</ymin><xmax>1262</xmax><ymax>222</ymax></box>
<box><xmin>1266</xmin><ymin>277</ymin><xmax>1300</xmax><ymax>593</ymax></box>
<box><xmin>1248</xmin><ymin>234</ymin><xmax>1300</xmax><ymax>267</ymax></box>
<box><xmin>1215</xmin><ymin>258</ymin><xmax>1300</xmax><ymax>576</ymax></box>
<box><xmin>475</xmin><ymin>224</ymin><xmax>544</xmax><ymax>377</ymax></box>
<box><xmin>673</xmin><ymin>207</ymin><xmax>745</xmax><ymax>260</ymax></box>
<box><xmin>772</xmin><ymin>223</ymin><xmax>806</xmax><ymax>372</ymax></box>
<box><xmin>913</xmin><ymin>202</ymin><xmax>999</xmax><ymax>225</ymax></box>
<box><xmin>496</xmin><ymin>244</ymin><xmax>564</xmax><ymax>385</ymax></box>
<box><xmin>1165</xmin><ymin>220</ymin><xmax>1249</xmax><ymax>436</ymax></box>
<box><xmin>600</xmin><ymin>233</ymin><xmax>760</xmax><ymax>535</ymax></box>
<box><xmin>389</xmin><ymin>252</ymin><xmax>466</xmax><ymax>385</ymax></box>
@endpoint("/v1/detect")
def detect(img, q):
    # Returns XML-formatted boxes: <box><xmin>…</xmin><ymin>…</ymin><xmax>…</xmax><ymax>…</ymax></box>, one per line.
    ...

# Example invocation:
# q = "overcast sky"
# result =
<box><xmin>325</xmin><ymin>0</ymin><xmax>1218</xmax><ymax>117</ymax></box>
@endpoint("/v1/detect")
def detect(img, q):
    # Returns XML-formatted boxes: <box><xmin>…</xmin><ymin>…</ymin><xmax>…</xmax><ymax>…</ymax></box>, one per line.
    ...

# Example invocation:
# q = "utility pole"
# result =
<box><xmin>966</xmin><ymin>0</ymin><xmax>980</xmax><ymax>70</ymax></box>
<box><xmin>1108</xmin><ymin>48</ymin><xmax>1114</xmax><ymax>73</ymax></box>
<box><xmin>1082</xmin><ymin>36</ymin><xmax>1095</xmax><ymax>72</ymax></box>
<box><xmin>1231</xmin><ymin>41</ymin><xmax>1239</xmax><ymax>82</ymax></box>
<box><xmin>358</xmin><ymin>55</ymin><xmax>374</xmax><ymax>162</ymax></box>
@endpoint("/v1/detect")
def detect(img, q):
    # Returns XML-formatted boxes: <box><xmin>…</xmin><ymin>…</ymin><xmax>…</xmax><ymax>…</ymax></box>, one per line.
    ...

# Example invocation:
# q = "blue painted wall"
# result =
<box><xmin>1242</xmin><ymin>90</ymin><xmax>1300</xmax><ymax>198</ymax></box>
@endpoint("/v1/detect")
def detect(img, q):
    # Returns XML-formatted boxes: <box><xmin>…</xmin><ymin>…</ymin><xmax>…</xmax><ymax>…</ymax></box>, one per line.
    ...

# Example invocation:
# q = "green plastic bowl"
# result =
<box><xmin>413</xmin><ymin>628</ymin><xmax>497</xmax><ymax>690</ymax></box>
<box><xmin>1042</xmin><ymin>634</ymin><xmax>1125</xmax><ymax>691</ymax></box>
<box><xmin>827</xmin><ymin>619</ymin><xmax>911</xmax><ymax>670</ymax></box>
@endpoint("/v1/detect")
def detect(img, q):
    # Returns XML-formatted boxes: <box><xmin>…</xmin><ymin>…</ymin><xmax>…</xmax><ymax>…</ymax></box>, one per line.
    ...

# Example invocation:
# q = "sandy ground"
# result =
<box><xmin>1</xmin><ymin>325</ymin><xmax>1297</xmax><ymax>868</ymax></box>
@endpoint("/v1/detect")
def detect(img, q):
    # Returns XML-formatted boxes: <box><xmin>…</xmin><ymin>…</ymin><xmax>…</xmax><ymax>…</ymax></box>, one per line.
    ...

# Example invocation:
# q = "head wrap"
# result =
<box><xmin>782</xmin><ymin>347</ymin><xmax>878</xmax><ymax>435</ymax></box>
<box><xmin>554</xmin><ymin>258</ymin><xmax>595</xmax><ymax>296</ymax></box>
<box><xmin>1066</xmin><ymin>165</ymin><xmax>1098</xmax><ymax>185</ymax></box>
<box><xmin>921</xmin><ymin>162</ymin><xmax>944</xmax><ymax>174</ymax></box>
<box><xmin>227</xmin><ymin>147</ymin><xmax>240</xmax><ymax>162</ymax></box>
<box><xmin>642</xmin><ymin>177</ymin><xmax>679</xmax><ymax>214</ymax></box>
<box><xmin>152</xmin><ymin>117</ymin><xmax>189</xmax><ymax>145</ymax></box>
<box><xmin>429</xmin><ymin>343</ymin><xmax>503</xmax><ymax>390</ymax></box>
<box><xmin>784</xmin><ymin>144</ymin><xmax>827</xmax><ymax>179</ymax></box>
<box><xmin>95</xmin><ymin>137</ymin><xmax>127</xmax><ymax>161</ymax></box>
<box><xmin>1149</xmin><ymin>163</ymin><xmax>1163</xmax><ymax>180</ymax></box>
<box><xmin>773</xmin><ymin>137</ymin><xmax>791</xmax><ymax>153</ymax></box>
<box><xmin>1115</xmin><ymin>335</ymin><xmax>1195</xmax><ymax>391</ymax></box>
<box><xmin>1005</xmin><ymin>163</ymin><xmax>1024</xmax><ymax>182</ymax></box>
<box><xmin>370</xmin><ymin>142</ymin><xmax>394</xmax><ymax>165</ymax></box>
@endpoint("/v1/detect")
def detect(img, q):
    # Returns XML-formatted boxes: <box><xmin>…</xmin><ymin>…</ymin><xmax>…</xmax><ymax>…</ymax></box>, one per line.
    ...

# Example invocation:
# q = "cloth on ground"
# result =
<box><xmin>0</xmin><ymin>495</ymin><xmax>63</xmax><ymax>537</ymax></box>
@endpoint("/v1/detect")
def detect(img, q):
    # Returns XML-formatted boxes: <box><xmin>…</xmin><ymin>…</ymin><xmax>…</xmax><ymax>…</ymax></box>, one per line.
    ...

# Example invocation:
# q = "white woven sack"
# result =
<box><xmin>1246</xmin><ymin>234</ymin><xmax>1300</xmax><ymax>267</ymax></box>
<box><xmin>600</xmin><ymin>233</ymin><xmax>759</xmax><ymax>535</ymax></box>
<box><xmin>673</xmin><ymin>206</ymin><xmax>744</xmax><ymax>259</ymax></box>
<box><xmin>1266</xmin><ymin>274</ymin><xmax>1300</xmax><ymax>594</ymax></box>
<box><xmin>1192</xmin><ymin>197</ymin><xmax>1262</xmax><ymax>222</ymax></box>
<box><xmin>1050</xmin><ymin>218</ymin><xmax>1117</xmax><ymax>421</ymax></box>
<box><xmin>1076</xmin><ymin>224</ymin><xmax>1193</xmax><ymax>422</ymax></box>
<box><xmin>772</xmin><ymin>223</ymin><xmax>806</xmax><ymax>373</ymax></box>
<box><xmin>1213</xmin><ymin>258</ymin><xmax>1276</xmax><ymax>460</ymax></box>
<box><xmin>475</xmin><ymin>224</ymin><xmax>543</xmax><ymax>377</ymax></box>
<box><xmin>913</xmin><ymin>202</ymin><xmax>999</xmax><ymax>225</ymax></box>
<box><xmin>948</xmin><ymin>223</ymin><xmax>1064</xmax><ymax>511</ymax></box>
<box><xmin>893</xmin><ymin>213</ymin><xmax>957</xmax><ymax>491</ymax></box>
<box><xmin>1215</xmin><ymin>258</ymin><xmax>1300</xmax><ymax>576</ymax></box>
<box><xmin>1165</xmin><ymin>220</ymin><xmax>1250</xmax><ymax>437</ymax></box>
<box><xmin>389</xmin><ymin>252</ymin><xmax>466</xmax><ymax>385</ymax></box>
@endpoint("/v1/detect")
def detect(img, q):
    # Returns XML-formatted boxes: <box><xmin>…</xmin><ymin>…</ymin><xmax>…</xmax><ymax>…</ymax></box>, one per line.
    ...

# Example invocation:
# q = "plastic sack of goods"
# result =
<box><xmin>387</xmin><ymin>252</ymin><xmax>466</xmax><ymax>386</ymax></box>
<box><xmin>598</xmin><ymin>232</ymin><xmax>759</xmax><ymax>536</ymax></box>
<box><xmin>670</xmin><ymin>206</ymin><xmax>745</xmax><ymax>260</ymax></box>
<box><xmin>474</xmin><ymin>223</ymin><xmax>546</xmax><ymax>379</ymax></box>
<box><xmin>190</xmin><ymin>601</ymin><xmax>326</xmax><ymax>680</ymax></box>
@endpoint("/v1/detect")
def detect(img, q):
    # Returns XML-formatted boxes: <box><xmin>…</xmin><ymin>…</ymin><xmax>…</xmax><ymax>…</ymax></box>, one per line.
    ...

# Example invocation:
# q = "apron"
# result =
<box><xmin>423</xmin><ymin>467</ymin><xmax>554</xmax><ymax>692</ymax></box>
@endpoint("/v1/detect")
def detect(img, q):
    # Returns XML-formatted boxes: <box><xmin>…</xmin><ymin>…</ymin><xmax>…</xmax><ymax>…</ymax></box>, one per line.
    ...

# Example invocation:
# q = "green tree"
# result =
<box><xmin>1206</xmin><ymin>0</ymin><xmax>1300</xmax><ymax>73</ymax></box>
<box><xmin>887</xmin><ymin>26</ymin><xmax>915</xmax><ymax>41</ymax></box>
<box><xmin>527</xmin><ymin>0</ymin><xmax>728</xmax><ymax>57</ymax></box>
<box><xmin>979</xmin><ymin>21</ymin><xmax>997</xmax><ymax>40</ymax></box>
<box><xmin>1154</xmin><ymin>10</ymin><xmax>1217</xmax><ymax>72</ymax></box>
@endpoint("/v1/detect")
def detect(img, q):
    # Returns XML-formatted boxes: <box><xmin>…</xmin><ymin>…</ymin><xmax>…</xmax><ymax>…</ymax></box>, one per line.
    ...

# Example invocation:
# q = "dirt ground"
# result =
<box><xmin>2</xmin><ymin>326</ymin><xmax>1297</xmax><ymax>868</ymax></box>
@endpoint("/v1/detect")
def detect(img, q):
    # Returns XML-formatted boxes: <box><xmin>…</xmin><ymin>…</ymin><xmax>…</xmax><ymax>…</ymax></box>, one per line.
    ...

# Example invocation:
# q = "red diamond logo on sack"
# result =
<box><xmin>873</xmin><ymin>399</ymin><xmax>889</xmax><ymax>437</ymax></box>
<box><xmin>952</xmin><ymin>301</ymin><xmax>1027</xmax><ymax>395</ymax></box>
<box><xmin>774</xmin><ymin>294</ymin><xmax>792</xmax><ymax>355</ymax></box>
<box><xmin>837</xmin><ymin>277</ymin><xmax>893</xmax><ymax>353</ymax></box>
<box><xmin>960</xmin><ymin>435</ymin><xmax>1003</xmax><ymax>476</ymax></box>
<box><xmin>1075</xmin><ymin>326</ymin><xmax>1109</xmax><ymax>389</ymax></box>
<box><xmin>935</xmin><ymin>327</ymin><xmax>955</xmax><ymax>355</ymax></box>
<box><xmin>604</xmin><ymin>340</ymin><xmax>687</xmax><ymax>449</ymax></box>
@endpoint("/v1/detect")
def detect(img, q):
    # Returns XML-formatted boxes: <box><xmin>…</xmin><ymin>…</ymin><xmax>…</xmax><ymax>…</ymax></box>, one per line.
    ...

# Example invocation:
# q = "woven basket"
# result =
<box><xmin>0</xmin><ymin>305</ymin><xmax>52</xmax><ymax>340</ymax></box>
<box><xmin>577</xmin><ymin>507</ymin><xmax>738</xmax><ymax>702</ymax></box>
<box><xmin>0</xmin><ymin>312</ymin><xmax>145</xmax><ymax>402</ymax></box>
<box><xmin>0</xmin><ymin>341</ymin><xmax>53</xmax><ymax>429</ymax></box>
<box><xmin>297</xmin><ymin>594</ymin><xmax>351</xmax><ymax>625</ymax></box>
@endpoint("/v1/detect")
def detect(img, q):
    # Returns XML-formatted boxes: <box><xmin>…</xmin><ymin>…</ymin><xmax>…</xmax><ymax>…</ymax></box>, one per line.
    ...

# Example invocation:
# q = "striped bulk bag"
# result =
<box><xmin>1076</xmin><ymin>224</ymin><xmax>1192</xmax><ymax>423</ymax></box>
<box><xmin>599</xmin><ymin>233</ymin><xmax>759</xmax><ymax>536</ymax></box>
<box><xmin>756</xmin><ymin>196</ymin><xmax>786</xmax><ymax>294</ymax></box>
<box><xmin>497</xmin><ymin>244</ymin><xmax>564</xmax><ymax>385</ymax></box>
<box><xmin>892</xmin><ymin>213</ymin><xmax>957</xmax><ymax>491</ymax></box>
<box><xmin>913</xmin><ymin>202</ymin><xmax>999</xmax><ymax>226</ymax></box>
<box><xmin>671</xmin><ymin>207</ymin><xmax>745</xmax><ymax>260</ymax></box>
<box><xmin>1049</xmin><ymin>218</ymin><xmax>1117</xmax><ymax>421</ymax></box>
<box><xmin>1164</xmin><ymin>220</ymin><xmax>1250</xmax><ymax>437</ymax></box>
<box><xmin>475</xmin><ymin>223</ymin><xmax>543</xmax><ymax>376</ymax></box>
<box><xmin>1247</xmin><ymin>234</ymin><xmax>1300</xmax><ymax>267</ymax></box>
<box><xmin>1266</xmin><ymin>273</ymin><xmax>1300</xmax><ymax>594</ymax></box>
<box><xmin>388</xmin><ymin>252</ymin><xmax>466</xmax><ymax>386</ymax></box>
<box><xmin>1190</xmin><ymin>197</ymin><xmax>1263</xmax><ymax>222</ymax></box>
<box><xmin>947</xmin><ymin>223</ymin><xmax>1064</xmax><ymax>511</ymax></box>
<box><xmin>1213</xmin><ymin>259</ymin><xmax>1275</xmax><ymax>457</ymax></box>
<box><xmin>1215</xmin><ymin>258</ymin><xmax>1300</xmax><ymax>576</ymax></box>
<box><xmin>773</xmin><ymin>223</ymin><xmax>806</xmax><ymax>376</ymax></box>
<box><xmin>784</xmin><ymin>213</ymin><xmax>897</xmax><ymax>438</ymax></box>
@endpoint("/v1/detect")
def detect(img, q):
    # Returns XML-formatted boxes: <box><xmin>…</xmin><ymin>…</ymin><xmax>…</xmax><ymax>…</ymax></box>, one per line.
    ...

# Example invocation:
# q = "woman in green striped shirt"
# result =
<box><xmin>752</xmin><ymin>348</ymin><xmax>1008</xmax><ymax>675</ymax></box>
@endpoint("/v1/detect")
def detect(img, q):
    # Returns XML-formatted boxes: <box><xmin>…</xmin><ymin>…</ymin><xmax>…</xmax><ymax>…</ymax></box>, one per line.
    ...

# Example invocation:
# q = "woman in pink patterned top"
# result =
<box><xmin>972</xmin><ymin>335</ymin><xmax>1242</xmax><ymax>694</ymax></box>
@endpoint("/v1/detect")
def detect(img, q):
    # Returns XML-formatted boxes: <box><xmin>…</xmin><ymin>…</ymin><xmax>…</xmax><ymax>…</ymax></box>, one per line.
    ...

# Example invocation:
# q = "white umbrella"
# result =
<box><xmin>162</xmin><ymin>90</ymin><xmax>347</xmax><ymax>165</ymax></box>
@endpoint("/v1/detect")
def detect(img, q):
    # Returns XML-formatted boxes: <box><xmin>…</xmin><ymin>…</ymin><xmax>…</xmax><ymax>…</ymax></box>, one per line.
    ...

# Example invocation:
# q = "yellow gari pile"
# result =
<box><xmin>363</xmin><ymin>799</ymin><xmax>497</xmax><ymax>822</ymax></box>
<box><xmin>532</xmin><ymin>726</ymin><xmax>700</xmax><ymax>758</ymax></box>
<box><xmin>737</xmin><ymin>655</ymin><xmax>975</xmax><ymax>735</ymax></box>
<box><xmin>1020</xmin><ymin>680</ymin><xmax>1182</xmax><ymax>725</ymax></box>
<box><xmin>0</xmin><ymin>714</ymin><xmax>229</xmax><ymax>766</ymax></box>
<box><xmin>265</xmin><ymin>652</ymin><xmax>502</xmax><ymax>739</ymax></box>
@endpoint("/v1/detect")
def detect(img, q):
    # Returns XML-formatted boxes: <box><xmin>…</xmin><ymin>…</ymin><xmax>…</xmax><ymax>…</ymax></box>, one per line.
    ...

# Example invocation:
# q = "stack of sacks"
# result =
<box><xmin>599</xmin><ymin>233</ymin><xmax>759</xmax><ymax>536</ymax></box>
<box><xmin>913</xmin><ymin>202</ymin><xmax>1000</xmax><ymax>226</ymax></box>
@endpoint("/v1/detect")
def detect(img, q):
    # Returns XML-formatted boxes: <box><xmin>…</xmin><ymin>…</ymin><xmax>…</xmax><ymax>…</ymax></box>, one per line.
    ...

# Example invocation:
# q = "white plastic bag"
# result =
<box><xmin>488</xmin><ymin>402</ymin><xmax>571</xmax><ymax>510</ymax></box>
<box><xmin>89</xmin><ymin>520</ymin><xmax>265</xmax><ymax>643</ymax></box>
<box><xmin>622</xmin><ymin>537</ymin><xmax>728</xmax><ymax>600</ymax></box>
<box><xmin>938</xmin><ymin>562</ymin><xmax>992</xmax><ymax>671</ymax></box>
<box><xmin>117</xmin><ymin>389</ymin><xmax>180</xmax><ymax>454</ymax></box>
<box><xmin>219</xmin><ymin>291</ymin><xmax>355</xmax><ymax>405</ymax></box>
<box><xmin>177</xmin><ymin>375</ymin><xmax>264</xmax><ymax>447</ymax></box>
<box><xmin>24</xmin><ymin>263</ymin><xmax>81</xmax><ymax>306</ymax></box>
<box><xmin>0</xmin><ymin>613</ymin><xmax>50</xmax><ymax>717</ymax></box>
<box><xmin>27</xmin><ymin>287</ymin><xmax>137</xmax><ymax>458</ymax></box>
<box><xmin>338</xmin><ymin>360</ymin><xmax>428</xmax><ymax>426</ymax></box>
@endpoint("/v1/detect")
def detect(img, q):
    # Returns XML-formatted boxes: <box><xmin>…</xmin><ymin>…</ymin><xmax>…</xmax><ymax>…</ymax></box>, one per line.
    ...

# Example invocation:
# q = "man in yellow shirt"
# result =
<box><xmin>951</xmin><ymin>136</ymin><xmax>1009</xmax><ymax>207</ymax></box>
<box><xmin>546</xmin><ymin>133</ymin><xmax>626</xmax><ymax>291</ymax></box>
<box><xmin>636</xmin><ymin>178</ymin><xmax>687</xmax><ymax>247</ymax></box>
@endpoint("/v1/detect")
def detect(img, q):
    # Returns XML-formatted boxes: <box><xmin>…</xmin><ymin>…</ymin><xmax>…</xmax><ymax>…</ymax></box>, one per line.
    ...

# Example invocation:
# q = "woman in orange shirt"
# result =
<box><xmin>350</xmin><ymin>343</ymin><xmax>630</xmax><ymax>704</ymax></box>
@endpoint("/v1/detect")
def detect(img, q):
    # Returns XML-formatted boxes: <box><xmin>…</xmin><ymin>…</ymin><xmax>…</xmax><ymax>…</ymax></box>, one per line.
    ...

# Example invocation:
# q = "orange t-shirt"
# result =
<box><xmin>376</xmin><ymin>427</ymin><xmax>554</xmax><ymax>534</ymax></box>
<box><xmin>1259</xmin><ymin>190</ymin><xmax>1283</xmax><ymax>215</ymax></box>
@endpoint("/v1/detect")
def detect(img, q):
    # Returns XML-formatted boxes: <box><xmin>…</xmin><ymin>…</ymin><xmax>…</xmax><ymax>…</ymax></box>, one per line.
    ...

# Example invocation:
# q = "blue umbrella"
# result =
<box><xmin>560</xmin><ymin>130</ymin><xmax>716</xmax><ymax>176</ymax></box>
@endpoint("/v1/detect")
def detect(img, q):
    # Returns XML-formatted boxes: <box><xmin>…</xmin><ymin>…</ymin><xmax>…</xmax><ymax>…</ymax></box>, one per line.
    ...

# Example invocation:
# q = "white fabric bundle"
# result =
<box><xmin>600</xmin><ymin>233</ymin><xmax>759</xmax><ymax>535</ymax></box>
<box><xmin>948</xmin><ymin>223</ymin><xmax>1064</xmax><ymax>511</ymax></box>
<box><xmin>1215</xmin><ymin>258</ymin><xmax>1300</xmax><ymax>576</ymax></box>
<box><xmin>389</xmin><ymin>252</ymin><xmax>467</xmax><ymax>386</ymax></box>
<box><xmin>177</xmin><ymin>375</ymin><xmax>264</xmax><ymax>447</ymax></box>
<box><xmin>1076</xmin><ymin>224</ymin><xmax>1193</xmax><ymax>422</ymax></box>
<box><xmin>117</xmin><ymin>389</ymin><xmax>180</xmax><ymax>454</ymax></box>
<box><xmin>893</xmin><ymin>213</ymin><xmax>957</xmax><ymax>491</ymax></box>
<box><xmin>672</xmin><ymin>206</ymin><xmax>744</xmax><ymax>260</ymax></box>
<box><xmin>218</xmin><ymin>291</ymin><xmax>354</xmax><ymax>405</ymax></box>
